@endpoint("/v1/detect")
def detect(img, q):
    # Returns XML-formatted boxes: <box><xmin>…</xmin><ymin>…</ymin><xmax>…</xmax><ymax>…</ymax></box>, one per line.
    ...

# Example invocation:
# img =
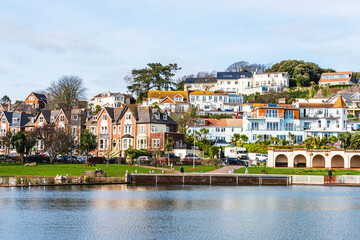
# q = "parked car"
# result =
<box><xmin>88</xmin><ymin>156</ymin><xmax>106</xmax><ymax>164</ymax></box>
<box><xmin>225</xmin><ymin>157</ymin><xmax>245</xmax><ymax>166</ymax></box>
<box><xmin>181</xmin><ymin>154</ymin><xmax>201</xmax><ymax>165</ymax></box>
<box><xmin>134</xmin><ymin>156</ymin><xmax>153</xmax><ymax>165</ymax></box>
<box><xmin>107</xmin><ymin>157</ymin><xmax>118</xmax><ymax>164</ymax></box>
<box><xmin>28</xmin><ymin>154</ymin><xmax>50</xmax><ymax>163</ymax></box>
<box><xmin>156</xmin><ymin>154</ymin><xmax>180</xmax><ymax>164</ymax></box>
<box><xmin>255</xmin><ymin>153</ymin><xmax>268</xmax><ymax>162</ymax></box>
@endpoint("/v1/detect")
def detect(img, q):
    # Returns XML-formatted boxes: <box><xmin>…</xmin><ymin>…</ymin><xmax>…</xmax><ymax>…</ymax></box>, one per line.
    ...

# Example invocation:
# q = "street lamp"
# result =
<box><xmin>193</xmin><ymin>121</ymin><xmax>196</xmax><ymax>168</ymax></box>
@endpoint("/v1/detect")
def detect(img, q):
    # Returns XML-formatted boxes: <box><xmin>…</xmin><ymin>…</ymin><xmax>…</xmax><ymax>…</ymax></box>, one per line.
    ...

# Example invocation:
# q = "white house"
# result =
<box><xmin>142</xmin><ymin>90</ymin><xmax>191</xmax><ymax>113</ymax></box>
<box><xmin>90</xmin><ymin>91</ymin><xmax>131</xmax><ymax>111</ymax></box>
<box><xmin>318</xmin><ymin>72</ymin><xmax>356</xmax><ymax>86</ymax></box>
<box><xmin>187</xmin><ymin>118</ymin><xmax>243</xmax><ymax>143</ymax></box>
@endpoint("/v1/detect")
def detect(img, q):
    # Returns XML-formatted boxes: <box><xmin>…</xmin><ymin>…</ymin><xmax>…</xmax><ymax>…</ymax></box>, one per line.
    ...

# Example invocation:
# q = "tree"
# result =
<box><xmin>125</xmin><ymin>146</ymin><xmax>137</xmax><ymax>163</ymax></box>
<box><xmin>240</xmin><ymin>134</ymin><xmax>248</xmax><ymax>145</ymax></box>
<box><xmin>279</xmin><ymin>138</ymin><xmax>289</xmax><ymax>146</ymax></box>
<box><xmin>225</xmin><ymin>61</ymin><xmax>268</xmax><ymax>73</ymax></box>
<box><xmin>47</xmin><ymin>75</ymin><xmax>87</xmax><ymax>110</ymax></box>
<box><xmin>165</xmin><ymin>137</ymin><xmax>174</xmax><ymax>166</ymax></box>
<box><xmin>79</xmin><ymin>129</ymin><xmax>97</xmax><ymax>163</ymax></box>
<box><xmin>34</xmin><ymin>124</ymin><xmax>72</xmax><ymax>163</ymax></box>
<box><xmin>0</xmin><ymin>95</ymin><xmax>11</xmax><ymax>105</ymax></box>
<box><xmin>266</xmin><ymin>60</ymin><xmax>335</xmax><ymax>87</ymax></box>
<box><xmin>231</xmin><ymin>134</ymin><xmax>241</xmax><ymax>144</ymax></box>
<box><xmin>171</xmin><ymin>105</ymin><xmax>196</xmax><ymax>134</ymax></box>
<box><xmin>350</xmin><ymin>134</ymin><xmax>360</xmax><ymax>150</ymax></box>
<box><xmin>338</xmin><ymin>131</ymin><xmax>352</xmax><ymax>149</ymax></box>
<box><xmin>287</xmin><ymin>132</ymin><xmax>296</xmax><ymax>145</ymax></box>
<box><xmin>11</xmin><ymin>130</ymin><xmax>37</xmax><ymax>163</ymax></box>
<box><xmin>126</xmin><ymin>63</ymin><xmax>181</xmax><ymax>102</ymax></box>
<box><xmin>0</xmin><ymin>129</ymin><xmax>13</xmax><ymax>161</ymax></box>
<box><xmin>328</xmin><ymin>135</ymin><xmax>338</xmax><ymax>147</ymax></box>
<box><xmin>200</xmin><ymin>128</ymin><xmax>209</xmax><ymax>140</ymax></box>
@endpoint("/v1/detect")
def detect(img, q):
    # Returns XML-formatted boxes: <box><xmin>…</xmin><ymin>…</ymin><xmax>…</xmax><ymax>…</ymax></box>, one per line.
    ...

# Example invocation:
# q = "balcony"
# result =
<box><xmin>245</xmin><ymin>113</ymin><xmax>284</xmax><ymax>119</ymax></box>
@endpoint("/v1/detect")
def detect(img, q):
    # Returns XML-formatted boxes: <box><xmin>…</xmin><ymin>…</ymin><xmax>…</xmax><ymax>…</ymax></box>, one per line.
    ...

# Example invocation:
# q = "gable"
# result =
<box><xmin>160</xmin><ymin>97</ymin><xmax>176</xmax><ymax>104</ymax></box>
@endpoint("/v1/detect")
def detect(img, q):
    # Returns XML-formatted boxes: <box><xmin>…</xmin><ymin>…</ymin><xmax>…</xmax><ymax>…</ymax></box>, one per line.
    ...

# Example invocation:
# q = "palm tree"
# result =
<box><xmin>350</xmin><ymin>134</ymin><xmax>360</xmax><ymax>150</ymax></box>
<box><xmin>338</xmin><ymin>131</ymin><xmax>352</xmax><ymax>149</ymax></box>
<box><xmin>269</xmin><ymin>136</ymin><xmax>278</xmax><ymax>145</ymax></box>
<box><xmin>287</xmin><ymin>132</ymin><xmax>295</xmax><ymax>145</ymax></box>
<box><xmin>231</xmin><ymin>134</ymin><xmax>241</xmax><ymax>145</ymax></box>
<box><xmin>200</xmin><ymin>128</ymin><xmax>209</xmax><ymax>140</ymax></box>
<box><xmin>279</xmin><ymin>138</ymin><xmax>289</xmax><ymax>147</ymax></box>
<box><xmin>240</xmin><ymin>134</ymin><xmax>248</xmax><ymax>145</ymax></box>
<box><xmin>328</xmin><ymin>135</ymin><xmax>338</xmax><ymax>147</ymax></box>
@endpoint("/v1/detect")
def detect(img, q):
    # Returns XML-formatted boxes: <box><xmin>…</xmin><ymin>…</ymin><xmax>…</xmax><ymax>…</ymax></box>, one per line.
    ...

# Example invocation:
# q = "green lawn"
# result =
<box><xmin>170</xmin><ymin>165</ymin><xmax>222</xmax><ymax>173</ymax></box>
<box><xmin>235</xmin><ymin>166</ymin><xmax>360</xmax><ymax>175</ymax></box>
<box><xmin>0</xmin><ymin>163</ymin><xmax>163</xmax><ymax>177</ymax></box>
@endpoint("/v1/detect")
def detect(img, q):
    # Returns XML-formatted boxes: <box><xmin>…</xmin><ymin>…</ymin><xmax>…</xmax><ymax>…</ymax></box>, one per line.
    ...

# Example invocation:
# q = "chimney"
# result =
<box><xmin>7</xmin><ymin>100</ymin><xmax>11</xmax><ymax>112</ymax></box>
<box><xmin>47</xmin><ymin>93</ymin><xmax>50</xmax><ymax>101</ymax></box>
<box><xmin>186</xmin><ymin>86</ymin><xmax>190</xmax><ymax>101</ymax></box>
<box><xmin>158</xmin><ymin>91</ymin><xmax>161</xmax><ymax>103</ymax></box>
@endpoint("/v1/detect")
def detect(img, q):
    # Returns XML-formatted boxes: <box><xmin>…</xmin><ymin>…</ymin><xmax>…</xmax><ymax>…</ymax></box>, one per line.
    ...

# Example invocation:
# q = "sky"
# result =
<box><xmin>1</xmin><ymin>0</ymin><xmax>360</xmax><ymax>101</ymax></box>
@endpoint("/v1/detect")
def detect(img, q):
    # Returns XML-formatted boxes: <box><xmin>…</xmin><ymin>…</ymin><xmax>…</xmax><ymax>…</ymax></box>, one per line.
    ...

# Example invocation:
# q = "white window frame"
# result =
<box><xmin>152</xmin><ymin>139</ymin><xmax>160</xmax><ymax>148</ymax></box>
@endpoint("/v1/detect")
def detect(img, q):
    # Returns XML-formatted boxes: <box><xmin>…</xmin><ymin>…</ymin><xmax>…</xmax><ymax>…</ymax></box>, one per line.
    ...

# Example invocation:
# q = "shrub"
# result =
<box><xmin>84</xmin><ymin>175</ymin><xmax>91</xmax><ymax>183</ymax></box>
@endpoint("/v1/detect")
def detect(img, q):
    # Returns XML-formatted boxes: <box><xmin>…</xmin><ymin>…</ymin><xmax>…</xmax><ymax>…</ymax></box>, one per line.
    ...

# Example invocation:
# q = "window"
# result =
<box><xmin>100</xmin><ymin>139</ymin><xmax>104</xmax><ymax>149</ymax></box>
<box><xmin>235</xmin><ymin>81</ymin><xmax>238</xmax><ymax>84</ymax></box>
<box><xmin>137</xmin><ymin>139</ymin><xmax>147</xmax><ymax>149</ymax></box>
<box><xmin>90</xmin><ymin>127</ymin><xmax>96</xmax><ymax>134</ymax></box>
<box><xmin>152</xmin><ymin>139</ymin><xmax>160</xmax><ymax>148</ymax></box>
<box><xmin>12</xmin><ymin>118</ymin><xmax>17</xmax><ymax>123</ymax></box>
<box><xmin>125</xmin><ymin>125</ymin><xmax>132</xmax><ymax>134</ymax></box>
<box><xmin>227</xmin><ymin>81</ymin><xmax>231</xmax><ymax>85</ymax></box>
<box><xmin>202</xmin><ymin>96</ymin><xmax>206</xmax><ymax>102</ymax></box>
<box><xmin>163</xmin><ymin>113</ymin><xmax>167</xmax><ymax>120</ymax></box>
<box><xmin>191</xmin><ymin>96</ymin><xmax>195</xmax><ymax>102</ymax></box>
<box><xmin>139</xmin><ymin>125</ymin><xmax>146</xmax><ymax>134</ymax></box>
<box><xmin>151</xmin><ymin>125</ymin><xmax>156</xmax><ymax>132</ymax></box>
<box><xmin>155</xmin><ymin>112</ymin><xmax>160</xmax><ymax>119</ymax></box>
<box><xmin>304</xmin><ymin>122</ymin><xmax>310</xmax><ymax>129</ymax></box>
<box><xmin>72</xmin><ymin>115</ymin><xmax>78</xmax><ymax>120</ymax></box>
<box><xmin>29</xmin><ymin>96</ymin><xmax>34</xmax><ymax>101</ymax></box>
<box><xmin>113</xmin><ymin>126</ymin><xmax>116</xmax><ymax>134</ymax></box>
<box><xmin>267</xmin><ymin>122</ymin><xmax>279</xmax><ymax>130</ymax></box>
<box><xmin>318</xmin><ymin>120</ymin><xmax>321</xmax><ymax>128</ymax></box>
<box><xmin>123</xmin><ymin>139</ymin><xmax>128</xmax><ymax>149</ymax></box>
<box><xmin>126</xmin><ymin>113</ymin><xmax>131</xmax><ymax>120</ymax></box>
<box><xmin>166</xmin><ymin>127</ymin><xmax>169</xmax><ymax>132</ymax></box>
<box><xmin>285</xmin><ymin>111</ymin><xmax>294</xmax><ymax>119</ymax></box>
<box><xmin>327</xmin><ymin>120</ymin><xmax>330</xmax><ymax>128</ymax></box>
<box><xmin>174</xmin><ymin>96</ymin><xmax>183</xmax><ymax>102</ymax></box>
<box><xmin>253</xmin><ymin>134</ymin><xmax>257</xmax><ymax>141</ymax></box>
<box><xmin>118</xmin><ymin>125</ymin><xmax>121</xmax><ymax>133</ymax></box>
<box><xmin>285</xmin><ymin>123</ymin><xmax>293</xmax><ymax>131</ymax></box>
<box><xmin>60</xmin><ymin>115</ymin><xmax>65</xmax><ymax>122</ymax></box>
<box><xmin>72</xmin><ymin>127</ymin><xmax>77</xmax><ymax>136</ymax></box>
<box><xmin>39</xmin><ymin>116</ymin><xmax>44</xmax><ymax>123</ymax></box>
<box><xmin>251</xmin><ymin>122</ymin><xmax>259</xmax><ymax>130</ymax></box>
<box><xmin>101</xmin><ymin>126</ymin><xmax>108</xmax><ymax>134</ymax></box>
<box><xmin>103</xmin><ymin>115</ymin><xmax>107</xmax><ymax>120</ymax></box>
<box><xmin>1</xmin><ymin>118</ymin><xmax>5</xmax><ymax>124</ymax></box>
<box><xmin>214</xmin><ymin>96</ymin><xmax>218</xmax><ymax>103</ymax></box>
<box><xmin>266</xmin><ymin>109</ymin><xmax>278</xmax><ymax>118</ymax></box>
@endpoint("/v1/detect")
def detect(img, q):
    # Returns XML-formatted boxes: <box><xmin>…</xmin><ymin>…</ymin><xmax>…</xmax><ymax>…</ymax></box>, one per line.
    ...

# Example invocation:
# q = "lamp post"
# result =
<box><xmin>193</xmin><ymin>121</ymin><xmax>196</xmax><ymax>169</ymax></box>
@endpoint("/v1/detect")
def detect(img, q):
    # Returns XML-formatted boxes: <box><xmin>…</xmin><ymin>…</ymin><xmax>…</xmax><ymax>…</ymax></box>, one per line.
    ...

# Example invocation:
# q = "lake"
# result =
<box><xmin>0</xmin><ymin>185</ymin><xmax>359</xmax><ymax>239</ymax></box>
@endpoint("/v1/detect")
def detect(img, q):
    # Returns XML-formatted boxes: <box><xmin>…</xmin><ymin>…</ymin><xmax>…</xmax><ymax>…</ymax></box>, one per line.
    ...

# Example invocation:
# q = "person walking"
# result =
<box><xmin>328</xmin><ymin>168</ymin><xmax>333</xmax><ymax>183</ymax></box>
<box><xmin>170</xmin><ymin>162</ymin><xmax>174</xmax><ymax>171</ymax></box>
<box><xmin>180</xmin><ymin>166</ymin><xmax>184</xmax><ymax>173</ymax></box>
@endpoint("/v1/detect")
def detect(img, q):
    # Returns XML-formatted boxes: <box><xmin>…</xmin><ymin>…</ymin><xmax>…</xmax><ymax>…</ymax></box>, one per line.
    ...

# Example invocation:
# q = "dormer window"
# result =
<box><xmin>12</xmin><ymin>118</ymin><xmax>17</xmax><ymax>123</ymax></box>
<box><xmin>29</xmin><ymin>96</ymin><xmax>34</xmax><ymax>101</ymax></box>
<box><xmin>155</xmin><ymin>112</ymin><xmax>160</xmax><ymax>120</ymax></box>
<box><xmin>174</xmin><ymin>96</ymin><xmax>183</xmax><ymax>102</ymax></box>
<box><xmin>163</xmin><ymin>113</ymin><xmax>167</xmax><ymax>120</ymax></box>
<box><xmin>39</xmin><ymin>116</ymin><xmax>44</xmax><ymax>123</ymax></box>
<box><xmin>103</xmin><ymin>115</ymin><xmax>107</xmax><ymax>120</ymax></box>
<box><xmin>126</xmin><ymin>113</ymin><xmax>131</xmax><ymax>120</ymax></box>
<box><xmin>60</xmin><ymin>115</ymin><xmax>65</xmax><ymax>122</ymax></box>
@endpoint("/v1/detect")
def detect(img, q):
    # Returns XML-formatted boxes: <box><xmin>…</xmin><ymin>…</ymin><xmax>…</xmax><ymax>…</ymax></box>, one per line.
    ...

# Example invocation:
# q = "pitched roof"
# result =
<box><xmin>184</xmin><ymin>78</ymin><xmax>217</xmax><ymax>84</ymax></box>
<box><xmin>333</xmin><ymin>96</ymin><xmax>347</xmax><ymax>108</ymax></box>
<box><xmin>148</xmin><ymin>90</ymin><xmax>188</xmax><ymax>101</ymax></box>
<box><xmin>299</xmin><ymin>103</ymin><xmax>335</xmax><ymax>108</ymax></box>
<box><xmin>217</xmin><ymin>72</ymin><xmax>252</xmax><ymax>79</ymax></box>
<box><xmin>211</xmin><ymin>119</ymin><xmax>243</xmax><ymax>127</ymax></box>
<box><xmin>190</xmin><ymin>91</ymin><xmax>214</xmax><ymax>95</ymax></box>
<box><xmin>32</xmin><ymin>92</ymin><xmax>48</xmax><ymax>103</ymax></box>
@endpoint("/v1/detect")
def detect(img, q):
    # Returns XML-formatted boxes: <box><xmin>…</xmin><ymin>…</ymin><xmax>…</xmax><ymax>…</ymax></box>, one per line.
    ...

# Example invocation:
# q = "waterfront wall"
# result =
<box><xmin>128</xmin><ymin>173</ymin><xmax>290</xmax><ymax>186</ymax></box>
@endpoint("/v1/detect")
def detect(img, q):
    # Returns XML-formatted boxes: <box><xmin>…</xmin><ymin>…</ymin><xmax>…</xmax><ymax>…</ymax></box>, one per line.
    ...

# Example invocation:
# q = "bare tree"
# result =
<box><xmin>34</xmin><ymin>124</ymin><xmax>72</xmax><ymax>163</ymax></box>
<box><xmin>47</xmin><ymin>75</ymin><xmax>87</xmax><ymax>110</ymax></box>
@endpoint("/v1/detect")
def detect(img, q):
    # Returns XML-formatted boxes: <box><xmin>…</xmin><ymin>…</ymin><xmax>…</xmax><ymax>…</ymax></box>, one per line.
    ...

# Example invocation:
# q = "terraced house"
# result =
<box><xmin>86</xmin><ymin>105</ymin><xmax>185</xmax><ymax>157</ymax></box>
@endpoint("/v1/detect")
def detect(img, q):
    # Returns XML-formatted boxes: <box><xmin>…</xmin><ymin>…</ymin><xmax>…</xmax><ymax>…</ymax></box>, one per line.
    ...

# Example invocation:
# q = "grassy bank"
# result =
<box><xmin>235</xmin><ymin>166</ymin><xmax>360</xmax><ymax>175</ymax></box>
<box><xmin>0</xmin><ymin>163</ymin><xmax>163</xmax><ymax>177</ymax></box>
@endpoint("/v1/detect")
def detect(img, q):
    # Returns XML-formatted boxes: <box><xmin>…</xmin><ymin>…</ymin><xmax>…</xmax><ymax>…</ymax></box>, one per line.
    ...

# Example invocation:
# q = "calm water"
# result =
<box><xmin>0</xmin><ymin>185</ymin><xmax>359</xmax><ymax>240</ymax></box>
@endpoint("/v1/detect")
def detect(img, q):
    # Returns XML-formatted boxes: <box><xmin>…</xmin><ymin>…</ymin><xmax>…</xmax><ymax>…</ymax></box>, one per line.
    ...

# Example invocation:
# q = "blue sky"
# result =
<box><xmin>1</xmin><ymin>0</ymin><xmax>360</xmax><ymax>101</ymax></box>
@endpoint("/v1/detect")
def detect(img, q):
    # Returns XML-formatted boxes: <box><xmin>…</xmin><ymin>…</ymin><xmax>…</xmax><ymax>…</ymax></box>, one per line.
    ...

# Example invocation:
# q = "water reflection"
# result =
<box><xmin>0</xmin><ymin>185</ymin><xmax>359</xmax><ymax>239</ymax></box>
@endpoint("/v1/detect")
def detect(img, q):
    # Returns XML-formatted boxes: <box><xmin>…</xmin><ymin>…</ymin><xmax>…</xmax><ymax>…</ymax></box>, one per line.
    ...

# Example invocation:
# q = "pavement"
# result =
<box><xmin>208</xmin><ymin>165</ymin><xmax>243</xmax><ymax>174</ymax></box>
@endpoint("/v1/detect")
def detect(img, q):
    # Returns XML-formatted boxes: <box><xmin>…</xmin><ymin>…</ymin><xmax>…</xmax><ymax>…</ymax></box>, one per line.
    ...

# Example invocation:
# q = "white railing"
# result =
<box><xmin>292</xmin><ymin>175</ymin><xmax>324</xmax><ymax>184</ymax></box>
<box><xmin>336</xmin><ymin>175</ymin><xmax>360</xmax><ymax>184</ymax></box>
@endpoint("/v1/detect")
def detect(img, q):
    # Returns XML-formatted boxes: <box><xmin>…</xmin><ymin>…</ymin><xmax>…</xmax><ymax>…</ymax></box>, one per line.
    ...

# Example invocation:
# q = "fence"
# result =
<box><xmin>292</xmin><ymin>175</ymin><xmax>324</xmax><ymax>184</ymax></box>
<box><xmin>336</xmin><ymin>175</ymin><xmax>360</xmax><ymax>184</ymax></box>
